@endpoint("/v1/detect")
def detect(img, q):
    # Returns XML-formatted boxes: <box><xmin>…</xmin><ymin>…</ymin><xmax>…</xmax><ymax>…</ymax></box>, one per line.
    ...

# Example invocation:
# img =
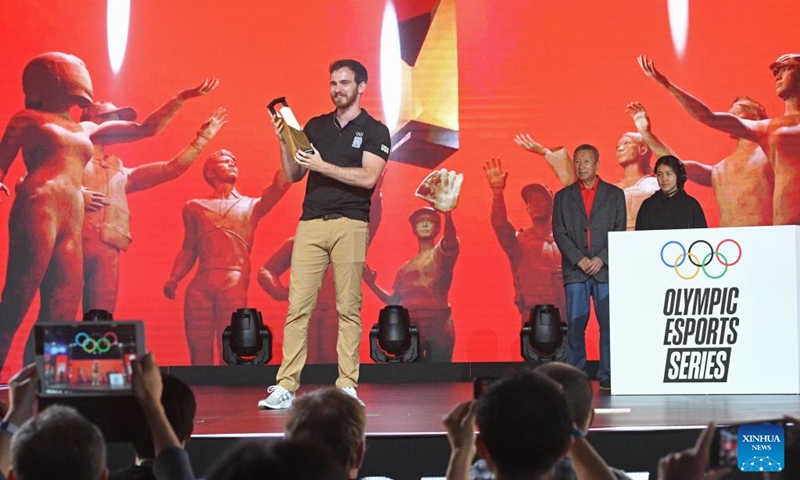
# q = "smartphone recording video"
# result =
<box><xmin>710</xmin><ymin>424</ymin><xmax>739</xmax><ymax>468</ymax></box>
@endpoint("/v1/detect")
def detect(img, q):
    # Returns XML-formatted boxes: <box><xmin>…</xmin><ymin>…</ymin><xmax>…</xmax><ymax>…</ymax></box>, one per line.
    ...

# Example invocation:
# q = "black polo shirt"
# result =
<box><xmin>300</xmin><ymin>108</ymin><xmax>390</xmax><ymax>222</ymax></box>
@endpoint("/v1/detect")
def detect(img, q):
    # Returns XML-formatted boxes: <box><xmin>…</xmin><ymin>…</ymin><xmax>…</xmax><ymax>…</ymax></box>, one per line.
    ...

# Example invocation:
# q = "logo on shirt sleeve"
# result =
<box><xmin>381</xmin><ymin>144</ymin><xmax>390</xmax><ymax>154</ymax></box>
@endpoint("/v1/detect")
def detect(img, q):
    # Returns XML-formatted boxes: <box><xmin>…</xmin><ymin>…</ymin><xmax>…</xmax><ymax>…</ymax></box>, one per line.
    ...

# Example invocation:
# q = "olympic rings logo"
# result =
<box><xmin>660</xmin><ymin>239</ymin><xmax>742</xmax><ymax>280</ymax></box>
<box><xmin>74</xmin><ymin>332</ymin><xmax>119</xmax><ymax>354</ymax></box>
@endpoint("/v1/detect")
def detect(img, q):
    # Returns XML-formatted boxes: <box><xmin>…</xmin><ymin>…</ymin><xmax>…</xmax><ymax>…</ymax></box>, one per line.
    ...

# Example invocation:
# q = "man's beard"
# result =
<box><xmin>332</xmin><ymin>91</ymin><xmax>356</xmax><ymax>109</ymax></box>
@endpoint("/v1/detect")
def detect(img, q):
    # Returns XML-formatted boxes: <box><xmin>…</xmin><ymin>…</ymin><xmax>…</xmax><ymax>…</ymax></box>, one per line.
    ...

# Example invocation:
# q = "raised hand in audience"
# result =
<box><xmin>657</xmin><ymin>423</ymin><xmax>730</xmax><ymax>480</ymax></box>
<box><xmin>132</xmin><ymin>353</ymin><xmax>181</xmax><ymax>454</ymax></box>
<box><xmin>442</xmin><ymin>400</ymin><xmax>477</xmax><ymax>480</ymax></box>
<box><xmin>0</xmin><ymin>364</ymin><xmax>39</xmax><ymax>476</ymax></box>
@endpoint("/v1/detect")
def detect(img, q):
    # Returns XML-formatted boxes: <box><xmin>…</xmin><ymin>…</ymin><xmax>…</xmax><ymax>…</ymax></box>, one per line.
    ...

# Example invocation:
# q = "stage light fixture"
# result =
<box><xmin>370</xmin><ymin>305</ymin><xmax>419</xmax><ymax>363</ymax></box>
<box><xmin>520</xmin><ymin>304</ymin><xmax>567</xmax><ymax>362</ymax></box>
<box><xmin>222</xmin><ymin>308</ymin><xmax>272</xmax><ymax>365</ymax></box>
<box><xmin>83</xmin><ymin>309</ymin><xmax>114</xmax><ymax>321</ymax></box>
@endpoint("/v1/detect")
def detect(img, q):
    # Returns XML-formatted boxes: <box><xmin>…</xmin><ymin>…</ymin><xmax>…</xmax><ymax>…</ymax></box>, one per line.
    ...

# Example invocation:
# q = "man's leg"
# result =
<box><xmin>592</xmin><ymin>280</ymin><xmax>611</xmax><ymax>383</ymax></box>
<box><xmin>564</xmin><ymin>280</ymin><xmax>591</xmax><ymax>375</ymax></box>
<box><xmin>276</xmin><ymin>220</ymin><xmax>331</xmax><ymax>391</ymax></box>
<box><xmin>184</xmin><ymin>280</ymin><xmax>216</xmax><ymax>366</ymax></box>
<box><xmin>306</xmin><ymin>270</ymin><xmax>338</xmax><ymax>364</ymax></box>
<box><xmin>82</xmin><ymin>239</ymin><xmax>121</xmax><ymax>314</ymax></box>
<box><xmin>306</xmin><ymin>308</ymin><xmax>339</xmax><ymax>364</ymax></box>
<box><xmin>329</xmin><ymin>218</ymin><xmax>369</xmax><ymax>388</ymax></box>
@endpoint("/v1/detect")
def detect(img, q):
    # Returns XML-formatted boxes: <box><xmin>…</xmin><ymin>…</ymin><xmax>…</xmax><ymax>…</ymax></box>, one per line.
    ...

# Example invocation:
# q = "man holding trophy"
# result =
<box><xmin>259</xmin><ymin>59</ymin><xmax>391</xmax><ymax>409</ymax></box>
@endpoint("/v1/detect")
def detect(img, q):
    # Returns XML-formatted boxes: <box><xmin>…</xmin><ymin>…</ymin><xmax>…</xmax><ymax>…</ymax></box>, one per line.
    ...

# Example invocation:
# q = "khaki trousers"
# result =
<box><xmin>276</xmin><ymin>217</ymin><xmax>368</xmax><ymax>390</ymax></box>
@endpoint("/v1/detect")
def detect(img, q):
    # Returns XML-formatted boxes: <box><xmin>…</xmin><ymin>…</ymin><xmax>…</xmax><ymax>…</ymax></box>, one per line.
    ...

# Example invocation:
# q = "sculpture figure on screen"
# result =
<box><xmin>0</xmin><ymin>52</ymin><xmax>213</xmax><ymax>369</ymax></box>
<box><xmin>626</xmin><ymin>99</ymin><xmax>772</xmax><ymax>227</ymax></box>
<box><xmin>515</xmin><ymin>129</ymin><xmax>657</xmax><ymax>231</ymax></box>
<box><xmin>639</xmin><ymin>54</ymin><xmax>800</xmax><ymax>225</ymax></box>
<box><xmin>257</xmin><ymin>173</ymin><xmax>384</xmax><ymax>364</ymax></box>
<box><xmin>482</xmin><ymin>157</ymin><xmax>565</xmax><ymax>323</ymax></box>
<box><xmin>364</xmin><ymin>203</ymin><xmax>460</xmax><ymax>363</ymax></box>
<box><xmin>163</xmin><ymin>150</ymin><xmax>290</xmax><ymax>365</ymax></box>
<box><xmin>82</xmin><ymin>103</ymin><xmax>226</xmax><ymax>314</ymax></box>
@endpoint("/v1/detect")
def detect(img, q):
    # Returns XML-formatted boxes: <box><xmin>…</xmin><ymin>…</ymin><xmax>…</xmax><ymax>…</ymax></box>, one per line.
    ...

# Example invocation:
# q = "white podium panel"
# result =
<box><xmin>609</xmin><ymin>226</ymin><xmax>800</xmax><ymax>394</ymax></box>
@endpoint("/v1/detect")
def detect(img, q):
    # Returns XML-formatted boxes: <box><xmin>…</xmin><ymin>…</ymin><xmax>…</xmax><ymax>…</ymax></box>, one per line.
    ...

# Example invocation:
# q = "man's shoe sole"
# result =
<box><xmin>257</xmin><ymin>398</ymin><xmax>293</xmax><ymax>410</ymax></box>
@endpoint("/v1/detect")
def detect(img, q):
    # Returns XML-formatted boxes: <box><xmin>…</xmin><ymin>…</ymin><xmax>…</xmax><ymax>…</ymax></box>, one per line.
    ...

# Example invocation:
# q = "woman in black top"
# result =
<box><xmin>635</xmin><ymin>155</ymin><xmax>708</xmax><ymax>230</ymax></box>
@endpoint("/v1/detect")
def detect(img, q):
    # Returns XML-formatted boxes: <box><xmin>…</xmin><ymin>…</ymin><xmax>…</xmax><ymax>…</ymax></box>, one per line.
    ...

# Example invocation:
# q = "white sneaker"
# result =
<box><xmin>340</xmin><ymin>386</ymin><xmax>365</xmax><ymax>407</ymax></box>
<box><xmin>258</xmin><ymin>385</ymin><xmax>295</xmax><ymax>410</ymax></box>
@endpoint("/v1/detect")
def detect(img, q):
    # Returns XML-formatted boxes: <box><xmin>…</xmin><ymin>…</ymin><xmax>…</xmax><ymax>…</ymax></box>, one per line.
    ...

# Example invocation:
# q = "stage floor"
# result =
<box><xmin>190</xmin><ymin>380</ymin><xmax>800</xmax><ymax>438</ymax></box>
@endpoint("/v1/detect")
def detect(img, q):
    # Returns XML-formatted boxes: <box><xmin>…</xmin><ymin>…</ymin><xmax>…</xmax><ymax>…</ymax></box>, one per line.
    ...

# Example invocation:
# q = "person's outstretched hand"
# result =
<box><xmin>514</xmin><ymin>133</ymin><xmax>548</xmax><ymax>155</ymax></box>
<box><xmin>5</xmin><ymin>364</ymin><xmax>39</xmax><ymax>425</ymax></box>
<box><xmin>657</xmin><ymin>424</ymin><xmax>731</xmax><ymax>480</ymax></box>
<box><xmin>626</xmin><ymin>101</ymin><xmax>652</xmax><ymax>134</ymax></box>
<box><xmin>442</xmin><ymin>400</ymin><xmax>476</xmax><ymax>451</ymax></box>
<box><xmin>197</xmin><ymin>107</ymin><xmax>228</xmax><ymax>142</ymax></box>
<box><xmin>483</xmin><ymin>157</ymin><xmax>508</xmax><ymax>190</ymax></box>
<box><xmin>178</xmin><ymin>78</ymin><xmax>221</xmax><ymax>101</ymax></box>
<box><xmin>132</xmin><ymin>352</ymin><xmax>163</xmax><ymax>409</ymax></box>
<box><xmin>638</xmin><ymin>56</ymin><xmax>671</xmax><ymax>88</ymax></box>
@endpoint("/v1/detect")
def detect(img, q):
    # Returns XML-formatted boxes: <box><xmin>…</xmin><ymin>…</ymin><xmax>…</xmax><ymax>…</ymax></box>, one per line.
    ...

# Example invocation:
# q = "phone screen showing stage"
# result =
<box><xmin>35</xmin><ymin>321</ymin><xmax>143</xmax><ymax>396</ymax></box>
<box><xmin>715</xmin><ymin>427</ymin><xmax>739</xmax><ymax>467</ymax></box>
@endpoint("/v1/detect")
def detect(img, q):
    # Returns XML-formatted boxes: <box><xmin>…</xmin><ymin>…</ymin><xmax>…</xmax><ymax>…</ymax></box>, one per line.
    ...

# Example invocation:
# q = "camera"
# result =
<box><xmin>34</xmin><ymin>320</ymin><xmax>147</xmax><ymax>442</ymax></box>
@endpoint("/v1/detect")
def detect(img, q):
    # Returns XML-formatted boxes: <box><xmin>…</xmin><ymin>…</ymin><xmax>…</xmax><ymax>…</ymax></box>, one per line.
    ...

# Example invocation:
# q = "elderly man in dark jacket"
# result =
<box><xmin>552</xmin><ymin>144</ymin><xmax>626</xmax><ymax>390</ymax></box>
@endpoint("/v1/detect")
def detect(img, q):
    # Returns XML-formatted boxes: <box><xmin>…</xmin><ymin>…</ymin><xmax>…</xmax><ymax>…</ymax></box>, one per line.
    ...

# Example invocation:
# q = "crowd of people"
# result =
<box><xmin>0</xmin><ymin>357</ymin><xmax>796</xmax><ymax>480</ymax></box>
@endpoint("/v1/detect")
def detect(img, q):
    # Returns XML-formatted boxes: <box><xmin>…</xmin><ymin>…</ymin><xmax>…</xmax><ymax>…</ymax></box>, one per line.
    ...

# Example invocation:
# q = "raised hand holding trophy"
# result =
<box><xmin>267</xmin><ymin>97</ymin><xmax>314</xmax><ymax>156</ymax></box>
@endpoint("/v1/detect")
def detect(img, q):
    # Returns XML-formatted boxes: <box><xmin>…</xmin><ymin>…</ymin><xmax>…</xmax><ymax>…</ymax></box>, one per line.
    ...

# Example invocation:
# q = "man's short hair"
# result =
<box><xmin>11</xmin><ymin>405</ymin><xmax>106</xmax><ymax>480</ymax></box>
<box><xmin>205</xmin><ymin>439</ymin><xmax>345</xmax><ymax>480</ymax></box>
<box><xmin>132</xmin><ymin>373</ymin><xmax>197</xmax><ymax>459</ymax></box>
<box><xmin>476</xmin><ymin>370</ymin><xmax>572</xmax><ymax>479</ymax></box>
<box><xmin>285</xmin><ymin>388</ymin><xmax>366</xmax><ymax>471</ymax></box>
<box><xmin>574</xmin><ymin>144</ymin><xmax>599</xmax><ymax>163</ymax></box>
<box><xmin>329</xmin><ymin>59</ymin><xmax>369</xmax><ymax>85</ymax></box>
<box><xmin>535</xmin><ymin>362</ymin><xmax>593</xmax><ymax>431</ymax></box>
<box><xmin>202</xmin><ymin>149</ymin><xmax>236</xmax><ymax>187</ymax></box>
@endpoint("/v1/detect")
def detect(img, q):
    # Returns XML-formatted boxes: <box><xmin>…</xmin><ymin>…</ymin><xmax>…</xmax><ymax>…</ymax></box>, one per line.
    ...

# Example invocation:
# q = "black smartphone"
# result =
<box><xmin>709</xmin><ymin>419</ymin><xmax>794</xmax><ymax>468</ymax></box>
<box><xmin>710</xmin><ymin>423</ymin><xmax>740</xmax><ymax>468</ymax></box>
<box><xmin>473</xmin><ymin>377</ymin><xmax>497</xmax><ymax>399</ymax></box>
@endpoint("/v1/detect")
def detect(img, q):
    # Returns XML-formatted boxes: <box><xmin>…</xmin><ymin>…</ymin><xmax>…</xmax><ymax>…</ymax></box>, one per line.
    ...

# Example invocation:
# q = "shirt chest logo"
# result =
<box><xmin>352</xmin><ymin>131</ymin><xmax>364</xmax><ymax>148</ymax></box>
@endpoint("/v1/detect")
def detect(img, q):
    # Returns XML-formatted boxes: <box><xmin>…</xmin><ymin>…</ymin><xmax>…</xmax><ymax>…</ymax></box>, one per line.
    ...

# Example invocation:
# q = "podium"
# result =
<box><xmin>608</xmin><ymin>226</ymin><xmax>800</xmax><ymax>394</ymax></box>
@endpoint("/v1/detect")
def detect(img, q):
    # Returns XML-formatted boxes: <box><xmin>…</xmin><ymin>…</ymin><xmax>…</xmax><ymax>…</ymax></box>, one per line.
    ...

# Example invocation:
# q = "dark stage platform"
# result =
<box><xmin>12</xmin><ymin>362</ymin><xmax>800</xmax><ymax>479</ymax></box>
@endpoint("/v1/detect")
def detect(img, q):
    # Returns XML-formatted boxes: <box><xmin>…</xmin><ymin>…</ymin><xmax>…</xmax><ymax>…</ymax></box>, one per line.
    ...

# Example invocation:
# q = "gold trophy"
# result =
<box><xmin>267</xmin><ymin>97</ymin><xmax>314</xmax><ymax>156</ymax></box>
